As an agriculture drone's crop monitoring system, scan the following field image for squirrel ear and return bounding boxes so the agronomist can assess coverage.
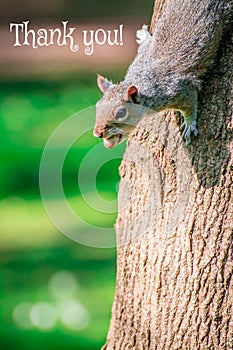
[126,85,140,103]
[97,74,112,93]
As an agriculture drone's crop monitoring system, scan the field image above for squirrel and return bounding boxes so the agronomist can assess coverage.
[93,0,233,148]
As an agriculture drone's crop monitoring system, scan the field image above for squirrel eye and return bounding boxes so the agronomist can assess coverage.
[115,108,127,120]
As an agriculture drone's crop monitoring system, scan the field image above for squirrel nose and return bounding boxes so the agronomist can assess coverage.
[93,127,104,138]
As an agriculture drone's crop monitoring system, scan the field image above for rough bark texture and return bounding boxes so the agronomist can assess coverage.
[150,0,168,32]
[102,1,233,349]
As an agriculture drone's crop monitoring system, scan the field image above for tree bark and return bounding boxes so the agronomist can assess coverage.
[102,1,233,349]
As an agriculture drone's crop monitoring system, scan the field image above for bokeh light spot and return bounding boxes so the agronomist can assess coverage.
[48,270,77,298]
[59,300,90,331]
[12,302,33,329]
[30,302,58,331]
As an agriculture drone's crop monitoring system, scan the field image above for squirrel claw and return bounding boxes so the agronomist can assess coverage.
[181,117,198,145]
[136,25,151,45]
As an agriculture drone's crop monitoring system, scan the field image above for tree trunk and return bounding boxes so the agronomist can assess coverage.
[102,1,233,349]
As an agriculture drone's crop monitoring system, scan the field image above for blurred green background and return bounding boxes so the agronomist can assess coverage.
[0,1,153,349]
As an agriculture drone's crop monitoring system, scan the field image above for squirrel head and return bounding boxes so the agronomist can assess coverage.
[93,75,146,148]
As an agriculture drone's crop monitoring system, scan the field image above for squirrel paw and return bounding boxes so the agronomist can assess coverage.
[181,117,198,145]
[136,25,151,45]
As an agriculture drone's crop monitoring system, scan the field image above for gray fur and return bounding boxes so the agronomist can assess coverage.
[94,0,233,147]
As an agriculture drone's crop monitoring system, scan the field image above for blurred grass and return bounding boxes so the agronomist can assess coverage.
[0,243,116,350]
[0,74,125,349]
[0,0,154,346]
[0,78,101,196]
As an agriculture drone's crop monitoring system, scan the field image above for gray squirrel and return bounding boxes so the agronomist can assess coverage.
[93,0,233,148]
